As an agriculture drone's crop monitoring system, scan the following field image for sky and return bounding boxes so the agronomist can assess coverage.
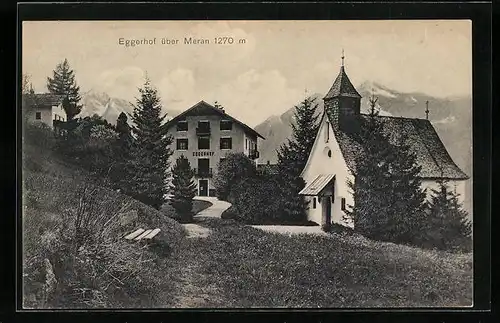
[22,20,472,126]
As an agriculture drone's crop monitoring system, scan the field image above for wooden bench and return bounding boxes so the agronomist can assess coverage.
[124,228,161,241]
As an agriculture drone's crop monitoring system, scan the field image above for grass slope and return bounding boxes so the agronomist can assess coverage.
[168,218,472,308]
[22,143,185,308]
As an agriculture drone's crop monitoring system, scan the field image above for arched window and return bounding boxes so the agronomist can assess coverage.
[324,147,332,158]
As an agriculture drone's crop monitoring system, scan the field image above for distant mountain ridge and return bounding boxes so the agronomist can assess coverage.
[255,82,471,168]
[80,89,181,124]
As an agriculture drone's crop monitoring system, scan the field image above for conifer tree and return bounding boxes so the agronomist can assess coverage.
[170,155,197,223]
[46,59,82,120]
[426,180,472,251]
[277,96,320,222]
[115,112,133,153]
[277,96,320,175]
[347,94,395,235]
[113,112,134,191]
[348,93,427,245]
[385,131,427,244]
[128,77,173,209]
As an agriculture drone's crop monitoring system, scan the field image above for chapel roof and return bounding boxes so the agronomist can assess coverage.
[326,112,469,180]
[324,66,362,100]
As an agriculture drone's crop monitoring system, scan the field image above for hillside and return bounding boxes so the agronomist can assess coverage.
[22,128,186,308]
[254,82,472,214]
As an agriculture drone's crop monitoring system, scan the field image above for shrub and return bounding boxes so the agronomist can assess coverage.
[23,122,56,150]
[220,205,237,220]
[213,152,257,201]
[228,175,285,224]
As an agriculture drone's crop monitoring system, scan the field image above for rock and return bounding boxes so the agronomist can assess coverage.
[119,210,138,226]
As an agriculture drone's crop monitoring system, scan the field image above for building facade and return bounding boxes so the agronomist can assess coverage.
[165,101,264,196]
[22,93,67,128]
[300,60,469,228]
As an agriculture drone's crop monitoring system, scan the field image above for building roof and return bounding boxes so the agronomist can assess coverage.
[164,100,265,139]
[326,111,469,180]
[324,66,362,100]
[299,174,336,195]
[22,93,66,108]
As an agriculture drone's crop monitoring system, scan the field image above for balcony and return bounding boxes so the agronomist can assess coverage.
[194,168,213,178]
[249,150,260,159]
[196,126,211,136]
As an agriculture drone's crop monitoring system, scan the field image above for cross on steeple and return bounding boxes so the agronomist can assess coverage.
[425,100,430,120]
[341,48,345,66]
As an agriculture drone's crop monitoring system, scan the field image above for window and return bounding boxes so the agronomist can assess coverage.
[220,137,232,150]
[177,120,188,131]
[198,136,210,150]
[325,122,330,142]
[341,198,346,211]
[220,120,233,131]
[198,158,210,171]
[198,121,210,130]
[176,138,188,150]
[312,197,317,209]
[245,139,248,150]
[328,150,332,158]
[35,112,41,120]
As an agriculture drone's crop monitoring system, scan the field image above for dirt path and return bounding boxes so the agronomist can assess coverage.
[193,196,232,218]
[168,198,230,308]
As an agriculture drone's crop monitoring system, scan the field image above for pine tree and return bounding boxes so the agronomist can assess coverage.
[170,155,197,223]
[112,112,134,191]
[385,131,427,244]
[128,77,173,209]
[347,94,395,236]
[115,112,133,153]
[46,59,82,120]
[277,96,320,222]
[348,93,427,245]
[278,96,320,175]
[426,180,472,251]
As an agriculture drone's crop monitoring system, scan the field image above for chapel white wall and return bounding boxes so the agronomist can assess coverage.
[301,114,354,228]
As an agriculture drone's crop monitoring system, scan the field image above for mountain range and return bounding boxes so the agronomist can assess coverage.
[80,89,182,123]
